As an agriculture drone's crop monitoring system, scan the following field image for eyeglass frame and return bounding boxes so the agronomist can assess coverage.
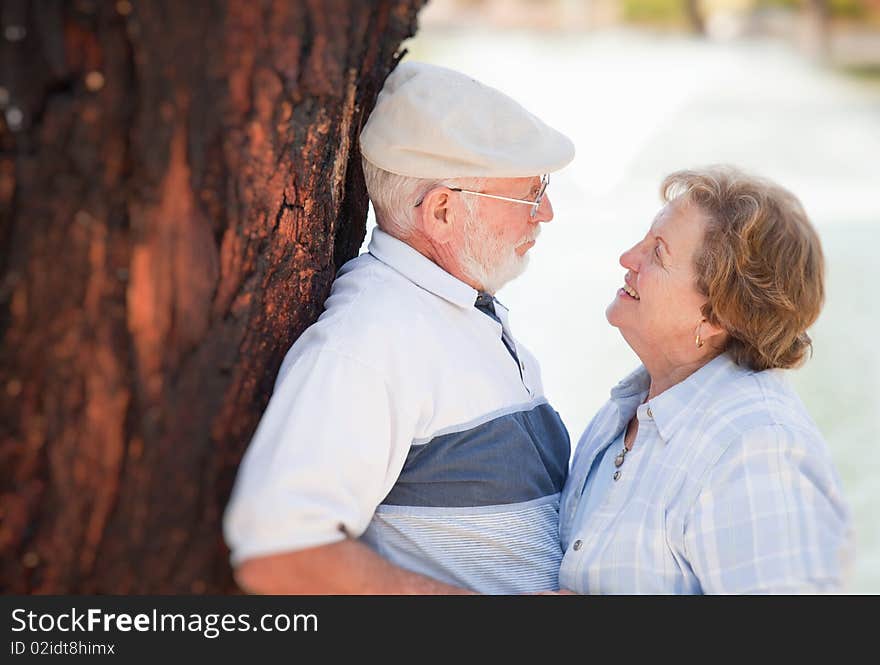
[414,173,550,218]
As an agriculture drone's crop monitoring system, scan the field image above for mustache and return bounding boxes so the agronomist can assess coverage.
[521,226,541,244]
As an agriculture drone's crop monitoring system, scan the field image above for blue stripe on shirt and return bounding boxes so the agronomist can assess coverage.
[382,402,570,507]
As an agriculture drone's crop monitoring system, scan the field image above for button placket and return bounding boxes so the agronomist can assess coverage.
[492,300,530,393]
[516,348,533,396]
[611,403,654,483]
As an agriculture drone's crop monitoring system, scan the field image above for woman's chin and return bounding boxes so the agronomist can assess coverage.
[605,302,624,328]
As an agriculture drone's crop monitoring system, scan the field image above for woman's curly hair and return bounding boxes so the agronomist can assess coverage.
[661,166,825,371]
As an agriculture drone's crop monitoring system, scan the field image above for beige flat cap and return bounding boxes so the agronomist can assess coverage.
[359,61,575,179]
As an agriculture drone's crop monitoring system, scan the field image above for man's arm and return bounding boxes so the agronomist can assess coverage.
[234,539,474,594]
[225,349,444,593]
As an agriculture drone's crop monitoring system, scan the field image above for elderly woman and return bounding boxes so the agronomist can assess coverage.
[559,166,854,594]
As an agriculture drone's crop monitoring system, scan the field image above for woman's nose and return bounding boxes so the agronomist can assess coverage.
[619,245,638,270]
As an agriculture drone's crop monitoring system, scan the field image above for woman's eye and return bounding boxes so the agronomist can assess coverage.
[654,244,663,259]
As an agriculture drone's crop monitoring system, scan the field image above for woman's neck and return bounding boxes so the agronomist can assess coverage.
[644,350,722,400]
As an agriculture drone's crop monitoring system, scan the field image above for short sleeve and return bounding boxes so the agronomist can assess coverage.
[223,347,404,567]
[683,424,854,594]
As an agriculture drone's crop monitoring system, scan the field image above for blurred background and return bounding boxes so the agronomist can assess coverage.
[362,0,880,593]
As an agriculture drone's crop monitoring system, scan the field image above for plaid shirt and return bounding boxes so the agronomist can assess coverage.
[559,353,854,594]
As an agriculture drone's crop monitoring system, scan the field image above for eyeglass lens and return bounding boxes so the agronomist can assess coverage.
[531,174,550,217]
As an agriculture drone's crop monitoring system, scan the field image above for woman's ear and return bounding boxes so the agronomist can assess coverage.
[696,318,728,348]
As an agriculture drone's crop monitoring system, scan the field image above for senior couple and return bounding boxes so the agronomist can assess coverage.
[223,62,854,594]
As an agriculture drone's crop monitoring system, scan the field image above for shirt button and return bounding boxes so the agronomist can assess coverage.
[573,540,583,551]
[613,470,621,481]
[646,406,653,419]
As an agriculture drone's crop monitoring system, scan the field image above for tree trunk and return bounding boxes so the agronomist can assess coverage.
[0,0,425,594]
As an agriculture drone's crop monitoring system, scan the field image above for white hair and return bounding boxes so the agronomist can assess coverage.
[361,158,485,239]
[459,202,536,294]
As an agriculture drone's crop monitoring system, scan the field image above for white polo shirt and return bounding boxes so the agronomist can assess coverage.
[223,228,570,593]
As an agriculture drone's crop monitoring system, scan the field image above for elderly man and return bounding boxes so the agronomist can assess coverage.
[223,62,575,594]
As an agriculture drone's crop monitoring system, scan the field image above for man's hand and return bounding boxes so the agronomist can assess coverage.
[234,539,474,595]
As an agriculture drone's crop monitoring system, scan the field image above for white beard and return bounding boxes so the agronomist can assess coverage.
[459,212,538,295]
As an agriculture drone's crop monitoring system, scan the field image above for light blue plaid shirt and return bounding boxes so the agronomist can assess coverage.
[559,353,854,594]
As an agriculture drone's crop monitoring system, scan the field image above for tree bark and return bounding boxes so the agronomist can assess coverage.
[0,0,425,594]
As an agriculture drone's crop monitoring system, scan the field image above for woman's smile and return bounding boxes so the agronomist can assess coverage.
[620,282,640,300]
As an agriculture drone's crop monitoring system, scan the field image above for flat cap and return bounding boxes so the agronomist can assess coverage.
[359,61,575,179]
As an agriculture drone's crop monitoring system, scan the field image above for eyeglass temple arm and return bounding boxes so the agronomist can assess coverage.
[414,175,548,209]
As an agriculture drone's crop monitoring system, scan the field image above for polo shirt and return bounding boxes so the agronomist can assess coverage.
[223,227,570,593]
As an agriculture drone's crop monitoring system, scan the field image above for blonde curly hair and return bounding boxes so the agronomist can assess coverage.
[661,166,825,371]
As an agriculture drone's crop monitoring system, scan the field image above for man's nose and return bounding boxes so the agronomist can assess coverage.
[533,194,554,223]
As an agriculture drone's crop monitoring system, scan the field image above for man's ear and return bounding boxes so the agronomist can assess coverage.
[417,187,456,244]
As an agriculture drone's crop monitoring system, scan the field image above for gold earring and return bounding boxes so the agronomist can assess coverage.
[695,323,704,349]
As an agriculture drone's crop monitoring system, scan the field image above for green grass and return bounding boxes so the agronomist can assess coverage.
[621,0,688,23]
[829,0,867,19]
[621,0,871,23]
[839,63,880,82]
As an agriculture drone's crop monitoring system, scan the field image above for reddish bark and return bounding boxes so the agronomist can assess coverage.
[0,0,425,593]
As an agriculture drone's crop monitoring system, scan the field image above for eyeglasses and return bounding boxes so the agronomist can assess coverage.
[415,174,550,218]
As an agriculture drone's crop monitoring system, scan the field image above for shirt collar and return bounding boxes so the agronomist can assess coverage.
[367,227,478,309]
[607,365,651,435]
[610,353,754,444]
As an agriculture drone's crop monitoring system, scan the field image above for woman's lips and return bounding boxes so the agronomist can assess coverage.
[622,281,640,300]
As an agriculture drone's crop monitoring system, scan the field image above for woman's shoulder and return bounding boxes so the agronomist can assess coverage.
[704,364,820,438]
[691,365,837,485]
[652,358,834,494]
